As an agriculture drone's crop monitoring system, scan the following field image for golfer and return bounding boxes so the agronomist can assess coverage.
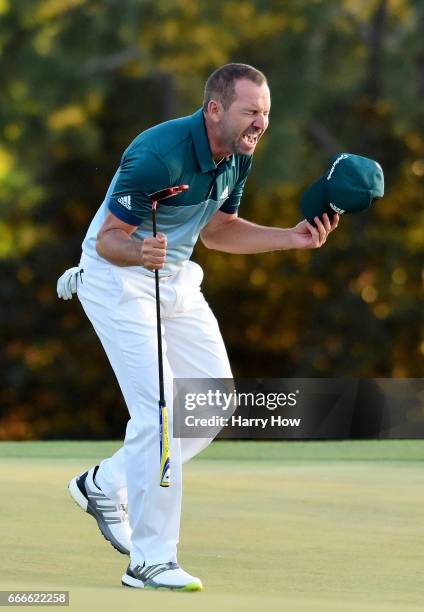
[58,63,339,591]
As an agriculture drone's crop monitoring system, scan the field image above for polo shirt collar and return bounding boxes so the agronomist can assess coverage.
[190,108,234,173]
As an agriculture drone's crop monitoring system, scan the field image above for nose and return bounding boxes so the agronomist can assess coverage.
[253,113,268,131]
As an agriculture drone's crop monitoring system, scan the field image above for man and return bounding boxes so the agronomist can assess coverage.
[58,63,339,591]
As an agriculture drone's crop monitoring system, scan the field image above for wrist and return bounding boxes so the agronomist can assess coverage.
[133,238,144,266]
[279,228,295,251]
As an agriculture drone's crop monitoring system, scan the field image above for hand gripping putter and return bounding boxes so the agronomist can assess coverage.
[149,185,189,487]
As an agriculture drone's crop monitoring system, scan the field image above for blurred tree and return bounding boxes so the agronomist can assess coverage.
[0,0,422,439]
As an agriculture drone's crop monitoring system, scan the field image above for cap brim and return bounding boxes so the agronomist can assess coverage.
[300,176,334,224]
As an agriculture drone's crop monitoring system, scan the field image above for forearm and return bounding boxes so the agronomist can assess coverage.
[201,216,294,254]
[96,229,143,266]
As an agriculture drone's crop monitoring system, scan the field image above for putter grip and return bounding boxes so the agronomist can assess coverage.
[159,403,171,487]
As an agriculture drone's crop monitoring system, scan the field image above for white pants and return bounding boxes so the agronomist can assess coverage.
[77,253,232,566]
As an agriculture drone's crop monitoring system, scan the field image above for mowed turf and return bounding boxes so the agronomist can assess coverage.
[0,441,423,612]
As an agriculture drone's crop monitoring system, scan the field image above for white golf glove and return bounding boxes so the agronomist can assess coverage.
[57,266,83,300]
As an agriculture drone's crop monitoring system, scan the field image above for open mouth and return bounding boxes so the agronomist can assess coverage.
[242,132,259,147]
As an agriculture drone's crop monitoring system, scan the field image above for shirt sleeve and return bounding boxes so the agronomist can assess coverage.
[219,156,253,214]
[108,149,171,226]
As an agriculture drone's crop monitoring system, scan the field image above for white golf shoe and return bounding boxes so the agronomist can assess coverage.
[122,562,203,591]
[68,466,131,555]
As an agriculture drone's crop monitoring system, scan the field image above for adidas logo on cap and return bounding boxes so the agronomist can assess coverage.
[329,202,345,214]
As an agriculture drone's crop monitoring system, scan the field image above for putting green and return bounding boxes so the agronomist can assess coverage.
[0,441,422,611]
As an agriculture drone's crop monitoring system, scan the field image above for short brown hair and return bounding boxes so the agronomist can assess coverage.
[203,63,267,112]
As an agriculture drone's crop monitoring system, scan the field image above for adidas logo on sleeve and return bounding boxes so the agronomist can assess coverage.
[117,195,132,210]
[219,186,229,201]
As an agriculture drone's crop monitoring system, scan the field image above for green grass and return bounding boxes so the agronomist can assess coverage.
[0,440,423,611]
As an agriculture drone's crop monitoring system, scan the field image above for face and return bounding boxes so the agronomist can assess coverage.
[213,79,271,156]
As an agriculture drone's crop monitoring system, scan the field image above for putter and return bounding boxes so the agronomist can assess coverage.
[149,184,189,487]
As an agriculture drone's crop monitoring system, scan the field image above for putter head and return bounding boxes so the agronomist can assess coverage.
[149,185,189,203]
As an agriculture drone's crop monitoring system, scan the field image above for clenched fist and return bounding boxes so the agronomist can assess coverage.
[141,233,167,270]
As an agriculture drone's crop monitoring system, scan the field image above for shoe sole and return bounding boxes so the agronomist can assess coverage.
[68,477,130,556]
[121,574,202,592]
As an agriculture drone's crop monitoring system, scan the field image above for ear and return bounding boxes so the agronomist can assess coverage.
[206,99,223,123]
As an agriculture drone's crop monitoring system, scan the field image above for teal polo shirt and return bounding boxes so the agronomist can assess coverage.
[81,108,252,276]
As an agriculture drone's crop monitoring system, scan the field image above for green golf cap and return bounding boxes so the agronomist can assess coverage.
[300,153,384,224]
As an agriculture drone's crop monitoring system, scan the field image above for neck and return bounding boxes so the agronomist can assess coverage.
[203,112,231,163]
